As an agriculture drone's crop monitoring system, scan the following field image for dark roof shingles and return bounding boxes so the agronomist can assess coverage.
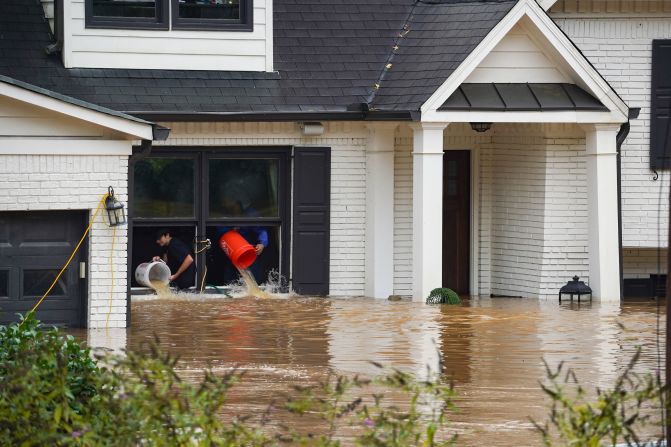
[0,0,515,115]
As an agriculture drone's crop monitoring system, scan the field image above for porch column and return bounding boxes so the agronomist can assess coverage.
[411,122,449,301]
[583,124,621,301]
[365,123,398,298]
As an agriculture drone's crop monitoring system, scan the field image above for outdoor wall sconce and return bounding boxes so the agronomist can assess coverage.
[470,122,492,133]
[558,276,592,302]
[301,122,325,136]
[105,186,127,227]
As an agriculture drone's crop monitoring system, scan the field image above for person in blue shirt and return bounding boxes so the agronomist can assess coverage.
[216,198,269,281]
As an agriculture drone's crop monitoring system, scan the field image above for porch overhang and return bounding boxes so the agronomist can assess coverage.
[421,109,626,124]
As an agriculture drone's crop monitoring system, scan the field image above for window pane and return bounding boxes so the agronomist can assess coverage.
[0,271,7,298]
[23,270,66,297]
[178,0,241,20]
[134,158,195,218]
[92,0,156,18]
[209,159,279,218]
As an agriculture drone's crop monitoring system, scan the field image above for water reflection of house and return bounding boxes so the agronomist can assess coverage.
[0,0,667,327]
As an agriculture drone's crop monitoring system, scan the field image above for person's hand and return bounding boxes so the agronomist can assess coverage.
[169,274,177,282]
[152,256,161,262]
[255,244,264,255]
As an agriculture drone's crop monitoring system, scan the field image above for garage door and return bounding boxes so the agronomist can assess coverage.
[0,211,87,327]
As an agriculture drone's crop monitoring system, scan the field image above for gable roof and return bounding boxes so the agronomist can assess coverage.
[421,0,628,123]
[0,0,515,120]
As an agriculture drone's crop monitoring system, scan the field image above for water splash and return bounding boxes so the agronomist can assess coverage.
[149,280,175,298]
[236,268,273,299]
[146,269,292,300]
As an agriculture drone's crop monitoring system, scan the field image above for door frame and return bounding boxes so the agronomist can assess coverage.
[443,146,480,296]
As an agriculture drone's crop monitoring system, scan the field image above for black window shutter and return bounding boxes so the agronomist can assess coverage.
[292,147,331,295]
[651,40,671,169]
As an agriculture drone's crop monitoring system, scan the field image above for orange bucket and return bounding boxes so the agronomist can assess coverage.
[219,230,257,269]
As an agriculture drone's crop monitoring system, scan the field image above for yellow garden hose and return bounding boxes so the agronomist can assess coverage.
[25,193,120,331]
[29,194,108,315]
[105,224,117,329]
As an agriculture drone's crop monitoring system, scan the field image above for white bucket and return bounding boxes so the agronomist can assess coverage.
[135,262,171,288]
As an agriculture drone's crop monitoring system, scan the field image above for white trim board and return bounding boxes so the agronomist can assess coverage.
[0,139,133,155]
[422,110,625,124]
[538,0,557,10]
[421,0,628,123]
[0,81,154,140]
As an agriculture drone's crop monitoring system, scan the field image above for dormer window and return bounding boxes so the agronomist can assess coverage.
[85,0,253,31]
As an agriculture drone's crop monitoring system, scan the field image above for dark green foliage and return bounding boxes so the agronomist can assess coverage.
[0,313,100,445]
[426,288,461,305]
[533,347,665,447]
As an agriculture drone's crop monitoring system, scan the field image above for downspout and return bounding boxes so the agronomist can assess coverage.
[616,107,640,301]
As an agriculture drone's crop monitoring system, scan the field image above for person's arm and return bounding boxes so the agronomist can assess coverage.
[254,228,269,255]
[170,254,194,282]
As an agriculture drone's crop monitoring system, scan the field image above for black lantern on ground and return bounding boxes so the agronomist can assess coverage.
[105,186,126,227]
[558,276,592,302]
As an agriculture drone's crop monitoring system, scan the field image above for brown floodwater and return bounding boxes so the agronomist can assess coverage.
[78,296,666,446]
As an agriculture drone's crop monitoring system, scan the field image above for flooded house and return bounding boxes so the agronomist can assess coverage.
[0,0,666,327]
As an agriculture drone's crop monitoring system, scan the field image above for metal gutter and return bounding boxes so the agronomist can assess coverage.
[132,110,416,123]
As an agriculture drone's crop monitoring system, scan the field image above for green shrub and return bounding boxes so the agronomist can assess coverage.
[426,288,461,305]
[284,366,458,446]
[533,348,665,447]
[0,313,100,445]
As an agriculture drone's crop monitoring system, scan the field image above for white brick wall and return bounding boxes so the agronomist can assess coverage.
[159,121,367,296]
[0,154,129,328]
[551,15,671,251]
[393,124,591,299]
[482,136,547,298]
[539,137,590,297]
[623,248,668,278]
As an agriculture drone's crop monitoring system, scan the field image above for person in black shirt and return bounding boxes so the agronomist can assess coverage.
[153,229,196,290]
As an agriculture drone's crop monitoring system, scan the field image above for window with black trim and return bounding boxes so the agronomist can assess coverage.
[172,0,252,31]
[85,0,253,31]
[86,0,168,29]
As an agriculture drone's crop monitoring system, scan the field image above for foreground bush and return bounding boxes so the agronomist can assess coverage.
[533,348,665,447]
[0,314,458,446]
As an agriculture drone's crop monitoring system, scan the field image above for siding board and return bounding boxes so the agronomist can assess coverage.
[65,0,271,71]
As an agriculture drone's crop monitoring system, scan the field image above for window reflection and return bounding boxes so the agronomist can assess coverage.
[178,0,240,20]
[209,159,279,218]
[0,271,7,298]
[134,158,195,218]
[92,0,156,18]
[24,270,66,297]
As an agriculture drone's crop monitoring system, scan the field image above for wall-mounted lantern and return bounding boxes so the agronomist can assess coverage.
[105,186,126,227]
[558,276,592,302]
[470,122,492,133]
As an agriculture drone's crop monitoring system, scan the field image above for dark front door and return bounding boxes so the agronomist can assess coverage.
[0,211,87,327]
[443,151,470,295]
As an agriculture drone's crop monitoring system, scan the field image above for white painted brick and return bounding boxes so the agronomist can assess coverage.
[553,16,670,250]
